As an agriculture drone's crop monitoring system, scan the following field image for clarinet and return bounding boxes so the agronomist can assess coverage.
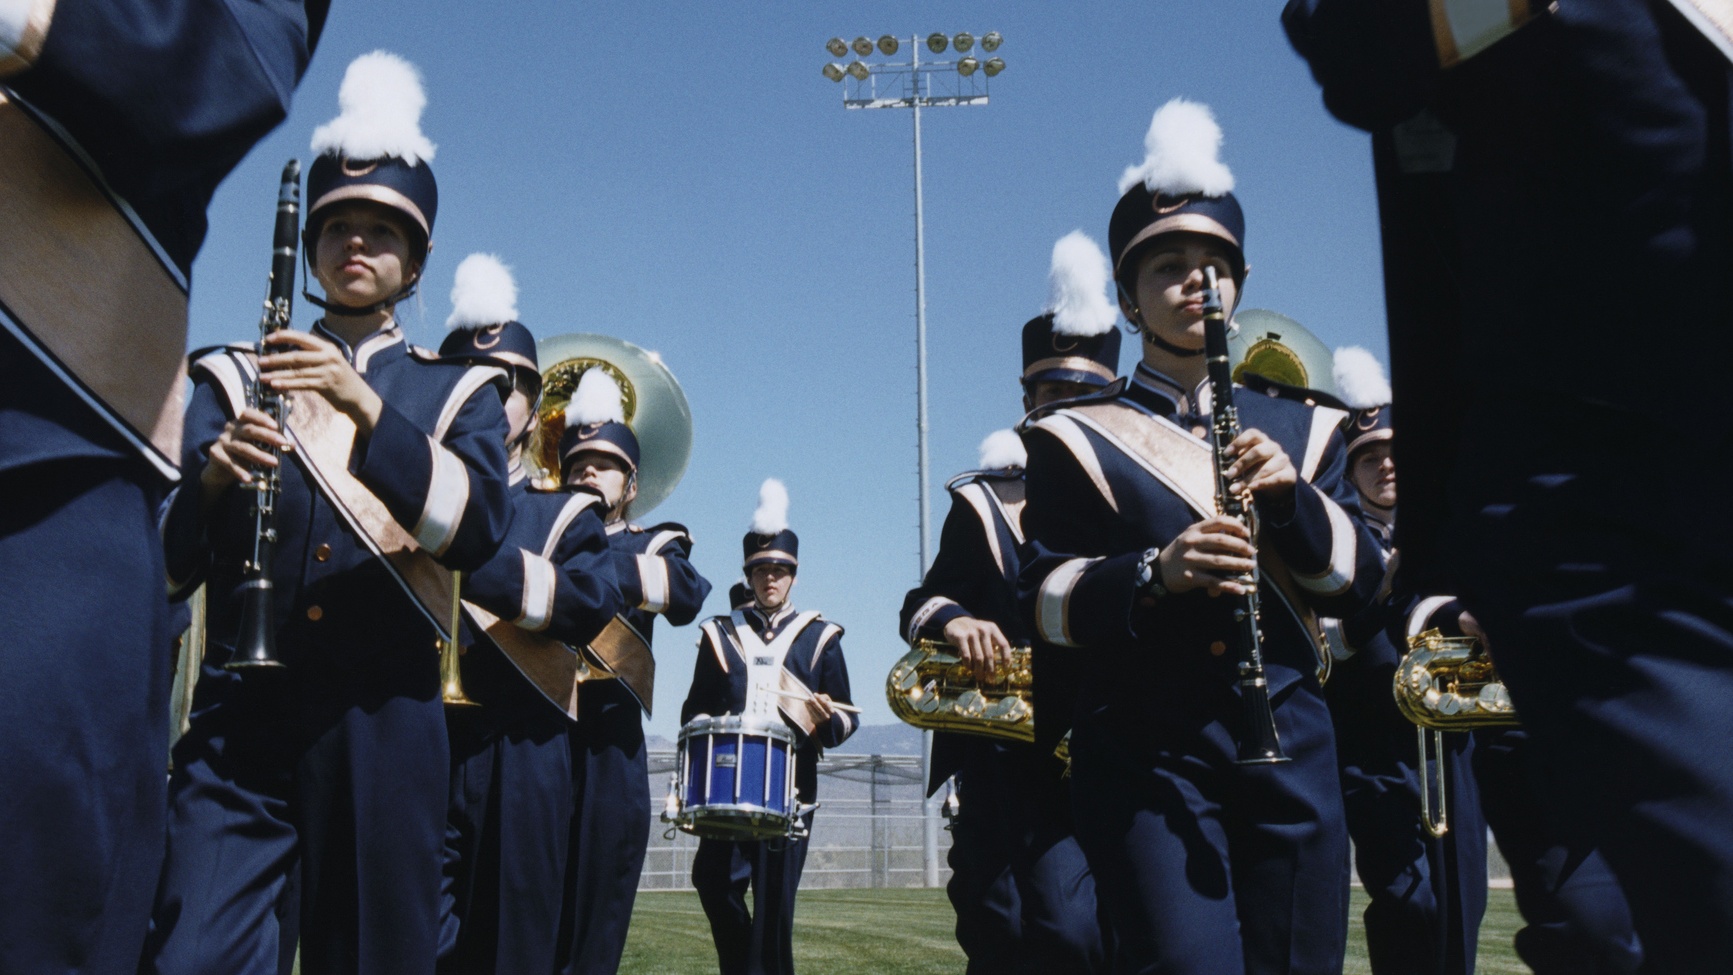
[1202,266,1288,765]
[228,160,301,671]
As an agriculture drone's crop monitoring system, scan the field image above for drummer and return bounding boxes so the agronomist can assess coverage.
[682,479,856,975]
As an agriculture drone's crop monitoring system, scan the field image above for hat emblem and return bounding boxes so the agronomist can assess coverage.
[577,422,607,439]
[472,324,504,350]
[1357,407,1383,430]
[1051,333,1080,353]
[339,157,380,177]
[1152,193,1191,215]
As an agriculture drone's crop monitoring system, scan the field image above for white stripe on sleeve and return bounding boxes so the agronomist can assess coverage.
[413,438,470,557]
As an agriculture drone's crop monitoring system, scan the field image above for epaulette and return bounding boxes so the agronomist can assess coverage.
[1017,377,1128,431]
[640,521,694,556]
[945,466,1025,492]
[186,342,254,367]
[1241,373,1348,411]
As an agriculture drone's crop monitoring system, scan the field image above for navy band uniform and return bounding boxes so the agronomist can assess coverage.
[898,232,1121,974]
[684,483,854,975]
[1016,100,1383,974]
[0,5,323,972]
[1320,378,1488,975]
[145,55,517,975]
[561,367,712,973]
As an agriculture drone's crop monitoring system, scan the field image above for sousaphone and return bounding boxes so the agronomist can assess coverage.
[1228,308,1342,403]
[531,333,693,515]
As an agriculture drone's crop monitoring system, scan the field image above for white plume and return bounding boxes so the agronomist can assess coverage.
[310,51,437,165]
[750,478,790,535]
[565,369,624,426]
[1046,232,1118,337]
[1333,346,1393,409]
[977,429,1027,471]
[444,254,518,331]
[1117,98,1234,197]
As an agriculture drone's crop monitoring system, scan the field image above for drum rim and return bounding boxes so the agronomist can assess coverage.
[678,713,797,743]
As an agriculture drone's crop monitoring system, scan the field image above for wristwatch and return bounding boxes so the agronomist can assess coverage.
[1134,547,1167,600]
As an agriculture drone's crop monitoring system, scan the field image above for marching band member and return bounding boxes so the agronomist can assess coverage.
[897,231,1121,974]
[146,54,514,975]
[1284,3,1733,966]
[0,4,324,969]
[684,480,855,975]
[1015,99,1383,974]
[434,255,625,974]
[560,367,712,973]
[1323,349,1486,975]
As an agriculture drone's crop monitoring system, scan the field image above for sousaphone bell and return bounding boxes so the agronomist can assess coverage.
[531,333,693,516]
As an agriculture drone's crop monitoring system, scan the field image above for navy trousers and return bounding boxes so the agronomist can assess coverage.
[146,657,448,975]
[442,703,572,975]
[0,460,171,975]
[948,738,1106,974]
[1071,689,1348,975]
[693,820,813,975]
[1474,728,1641,974]
[1329,656,1485,975]
[562,680,651,974]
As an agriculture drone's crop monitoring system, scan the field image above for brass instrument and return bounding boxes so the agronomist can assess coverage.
[886,638,1034,743]
[1394,628,1519,836]
[530,333,693,516]
[229,159,301,671]
[1227,308,1342,401]
[441,570,478,707]
[1204,267,1288,766]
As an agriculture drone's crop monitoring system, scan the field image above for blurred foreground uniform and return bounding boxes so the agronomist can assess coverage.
[146,57,515,975]
[897,305,1119,975]
[0,3,322,971]
[685,497,854,975]
[1284,3,1733,967]
[1321,392,1486,975]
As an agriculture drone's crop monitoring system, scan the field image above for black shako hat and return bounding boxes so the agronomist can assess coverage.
[1021,313,1122,388]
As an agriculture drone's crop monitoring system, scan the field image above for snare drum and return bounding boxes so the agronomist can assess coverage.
[669,714,802,840]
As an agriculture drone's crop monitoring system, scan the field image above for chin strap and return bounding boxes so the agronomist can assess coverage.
[301,282,417,317]
[1145,329,1206,358]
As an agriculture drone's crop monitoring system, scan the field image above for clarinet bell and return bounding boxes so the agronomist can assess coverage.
[227,580,286,670]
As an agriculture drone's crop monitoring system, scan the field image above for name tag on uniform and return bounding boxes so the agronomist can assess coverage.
[754,656,774,667]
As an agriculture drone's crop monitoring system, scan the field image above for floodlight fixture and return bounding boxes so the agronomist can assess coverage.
[926,32,948,53]
[878,34,899,55]
[847,60,870,80]
[953,32,975,53]
[852,36,874,56]
[957,56,979,76]
[981,31,1003,52]
[826,37,848,57]
[823,62,845,82]
[983,57,1005,77]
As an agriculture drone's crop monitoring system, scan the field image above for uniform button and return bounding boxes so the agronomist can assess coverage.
[1191,425,1208,438]
[306,605,324,622]
[1209,640,1227,656]
[315,543,332,562]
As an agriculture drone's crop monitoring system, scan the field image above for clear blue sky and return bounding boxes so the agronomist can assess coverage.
[187,1,1388,741]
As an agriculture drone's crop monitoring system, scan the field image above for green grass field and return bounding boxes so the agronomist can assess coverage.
[619,887,1531,974]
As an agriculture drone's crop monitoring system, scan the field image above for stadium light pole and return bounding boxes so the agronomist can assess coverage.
[823,30,1005,890]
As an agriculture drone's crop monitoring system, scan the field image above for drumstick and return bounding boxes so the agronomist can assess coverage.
[770,687,862,713]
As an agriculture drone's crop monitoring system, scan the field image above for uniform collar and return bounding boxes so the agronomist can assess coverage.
[744,603,797,633]
[312,320,406,374]
[507,460,528,487]
[1127,362,1212,419]
[606,520,633,536]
